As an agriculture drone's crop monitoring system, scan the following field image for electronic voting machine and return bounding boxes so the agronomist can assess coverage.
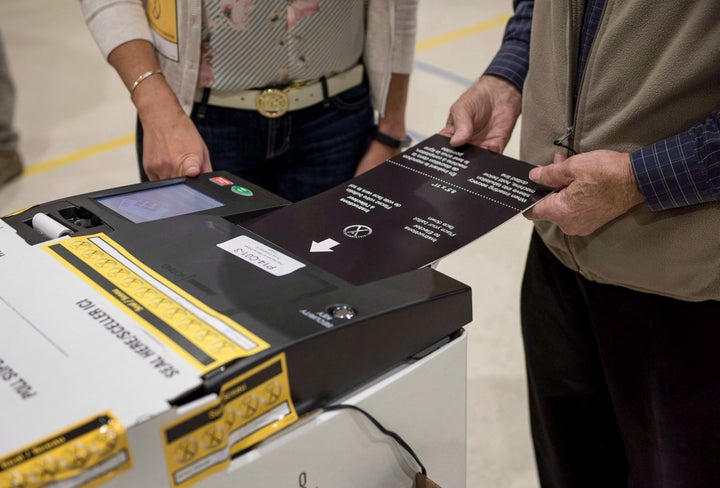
[0,134,551,487]
[0,170,471,487]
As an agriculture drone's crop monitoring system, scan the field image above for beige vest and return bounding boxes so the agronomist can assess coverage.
[520,0,720,301]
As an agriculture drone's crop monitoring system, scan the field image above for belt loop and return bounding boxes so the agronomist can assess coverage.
[196,87,211,119]
[320,77,330,108]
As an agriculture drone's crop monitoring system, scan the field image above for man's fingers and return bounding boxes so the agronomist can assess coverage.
[523,194,553,222]
[529,158,574,189]
[439,116,456,138]
[446,106,474,147]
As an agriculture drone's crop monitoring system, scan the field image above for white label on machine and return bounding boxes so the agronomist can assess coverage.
[217,235,305,277]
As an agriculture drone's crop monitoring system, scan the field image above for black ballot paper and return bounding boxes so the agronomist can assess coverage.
[245,134,553,285]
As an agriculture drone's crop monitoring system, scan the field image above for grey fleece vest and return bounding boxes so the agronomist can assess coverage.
[520,0,720,301]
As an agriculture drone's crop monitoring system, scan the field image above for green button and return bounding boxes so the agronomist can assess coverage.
[231,186,253,197]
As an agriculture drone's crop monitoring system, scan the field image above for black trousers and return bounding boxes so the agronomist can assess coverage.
[521,230,720,488]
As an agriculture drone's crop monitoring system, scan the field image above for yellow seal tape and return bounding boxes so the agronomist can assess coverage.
[163,353,298,488]
[43,233,270,373]
[0,412,131,488]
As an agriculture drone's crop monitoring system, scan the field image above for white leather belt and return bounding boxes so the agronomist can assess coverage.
[195,64,364,118]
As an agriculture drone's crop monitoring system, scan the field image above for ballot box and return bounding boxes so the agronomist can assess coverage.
[110,332,467,488]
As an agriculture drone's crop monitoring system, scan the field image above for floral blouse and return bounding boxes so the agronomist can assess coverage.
[199,0,365,90]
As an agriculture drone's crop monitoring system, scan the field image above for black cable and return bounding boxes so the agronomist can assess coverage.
[323,403,427,476]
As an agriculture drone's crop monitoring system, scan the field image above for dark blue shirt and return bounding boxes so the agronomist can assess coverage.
[484,0,720,211]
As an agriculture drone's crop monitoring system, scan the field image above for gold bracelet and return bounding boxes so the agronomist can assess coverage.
[130,69,163,98]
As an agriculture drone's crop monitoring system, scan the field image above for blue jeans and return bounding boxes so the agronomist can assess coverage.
[137,80,373,202]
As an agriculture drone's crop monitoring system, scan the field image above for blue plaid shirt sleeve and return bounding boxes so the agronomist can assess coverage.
[630,111,720,211]
[483,0,533,92]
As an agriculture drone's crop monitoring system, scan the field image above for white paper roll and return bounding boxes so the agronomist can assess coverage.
[32,213,72,239]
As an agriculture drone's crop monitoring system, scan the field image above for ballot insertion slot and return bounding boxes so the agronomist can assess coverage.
[58,206,104,229]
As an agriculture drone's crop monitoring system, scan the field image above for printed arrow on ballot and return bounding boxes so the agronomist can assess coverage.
[310,238,340,253]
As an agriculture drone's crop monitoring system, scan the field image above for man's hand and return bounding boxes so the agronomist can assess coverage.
[524,151,646,236]
[440,75,522,153]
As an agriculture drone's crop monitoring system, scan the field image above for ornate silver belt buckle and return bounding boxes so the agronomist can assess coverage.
[256,88,289,118]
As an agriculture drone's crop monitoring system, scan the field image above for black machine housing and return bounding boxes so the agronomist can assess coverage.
[2,171,472,415]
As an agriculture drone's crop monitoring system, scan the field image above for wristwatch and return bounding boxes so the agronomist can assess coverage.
[370,125,412,149]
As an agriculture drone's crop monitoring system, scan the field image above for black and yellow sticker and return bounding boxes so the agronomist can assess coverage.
[146,0,179,61]
[43,234,269,373]
[163,354,298,488]
[146,0,178,43]
[0,412,130,488]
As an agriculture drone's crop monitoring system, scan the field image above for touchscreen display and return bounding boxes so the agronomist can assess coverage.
[96,184,223,223]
